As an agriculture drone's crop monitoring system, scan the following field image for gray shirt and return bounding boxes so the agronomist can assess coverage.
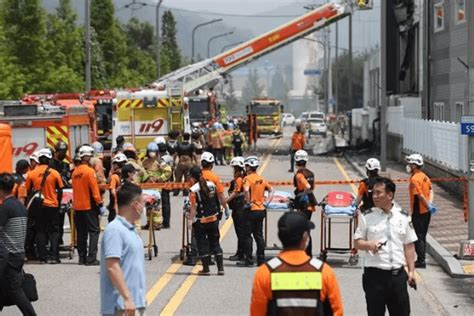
[0,196,28,254]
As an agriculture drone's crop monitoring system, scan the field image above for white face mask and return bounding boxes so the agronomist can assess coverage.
[405,165,412,173]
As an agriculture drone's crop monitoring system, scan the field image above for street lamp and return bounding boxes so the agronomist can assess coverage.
[207,31,234,58]
[220,41,243,53]
[192,19,223,62]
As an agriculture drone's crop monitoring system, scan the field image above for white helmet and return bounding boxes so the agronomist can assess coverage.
[154,136,166,145]
[230,156,245,168]
[294,150,309,162]
[112,153,127,164]
[78,145,95,158]
[91,141,104,154]
[29,151,40,163]
[406,153,424,166]
[244,156,260,168]
[160,154,174,166]
[38,148,53,159]
[365,158,381,171]
[201,151,215,164]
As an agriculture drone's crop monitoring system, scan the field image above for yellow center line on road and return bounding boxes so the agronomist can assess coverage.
[333,157,422,282]
[159,139,278,316]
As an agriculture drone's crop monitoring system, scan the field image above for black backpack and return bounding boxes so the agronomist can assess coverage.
[233,132,242,146]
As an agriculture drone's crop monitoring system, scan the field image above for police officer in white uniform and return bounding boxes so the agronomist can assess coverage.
[354,177,418,316]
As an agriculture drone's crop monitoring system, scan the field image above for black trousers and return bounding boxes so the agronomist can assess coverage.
[74,210,100,262]
[298,209,313,256]
[362,268,410,316]
[0,253,37,316]
[193,221,222,257]
[35,206,60,261]
[289,150,296,171]
[231,205,246,255]
[233,146,243,157]
[412,212,431,263]
[24,214,37,259]
[211,148,224,165]
[58,210,66,245]
[161,189,171,227]
[243,210,266,263]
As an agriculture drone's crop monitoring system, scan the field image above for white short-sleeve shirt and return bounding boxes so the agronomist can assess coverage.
[354,203,417,270]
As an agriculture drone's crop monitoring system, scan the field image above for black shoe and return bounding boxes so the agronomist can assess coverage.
[85,259,100,266]
[48,258,61,264]
[198,256,211,276]
[415,261,426,269]
[162,225,170,229]
[288,169,294,173]
[183,256,197,266]
[229,254,243,261]
[236,259,254,267]
[216,254,225,275]
[78,257,86,265]
[39,260,48,265]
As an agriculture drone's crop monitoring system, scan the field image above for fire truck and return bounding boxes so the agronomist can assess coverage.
[246,98,284,136]
[86,90,116,150]
[0,102,94,165]
[187,89,219,125]
[112,83,190,154]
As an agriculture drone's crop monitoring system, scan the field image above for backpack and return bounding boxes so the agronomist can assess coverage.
[232,132,243,146]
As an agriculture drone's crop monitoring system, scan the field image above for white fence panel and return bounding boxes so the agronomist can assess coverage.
[402,118,468,172]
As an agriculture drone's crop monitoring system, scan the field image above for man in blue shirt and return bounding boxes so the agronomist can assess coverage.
[100,183,146,316]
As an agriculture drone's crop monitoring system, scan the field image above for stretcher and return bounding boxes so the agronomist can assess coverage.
[180,198,192,261]
[265,190,294,250]
[142,189,161,260]
[60,189,75,260]
[319,191,358,264]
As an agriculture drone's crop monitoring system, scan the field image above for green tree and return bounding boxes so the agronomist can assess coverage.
[126,17,155,52]
[269,66,289,104]
[160,10,181,75]
[319,52,365,112]
[241,68,264,106]
[1,0,48,93]
[44,0,84,92]
[0,15,25,98]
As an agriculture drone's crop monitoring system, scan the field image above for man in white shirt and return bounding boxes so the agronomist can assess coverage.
[354,177,417,316]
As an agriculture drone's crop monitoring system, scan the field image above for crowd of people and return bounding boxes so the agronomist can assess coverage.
[0,118,436,315]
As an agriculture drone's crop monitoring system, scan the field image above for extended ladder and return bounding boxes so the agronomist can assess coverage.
[155,1,350,94]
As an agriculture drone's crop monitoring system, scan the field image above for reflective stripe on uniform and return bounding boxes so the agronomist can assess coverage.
[309,258,323,270]
[267,257,283,270]
[271,272,322,291]
[276,298,318,308]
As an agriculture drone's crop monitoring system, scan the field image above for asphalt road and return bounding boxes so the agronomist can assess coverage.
[2,127,473,315]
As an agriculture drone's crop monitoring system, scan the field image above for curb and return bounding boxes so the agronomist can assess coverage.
[343,153,470,278]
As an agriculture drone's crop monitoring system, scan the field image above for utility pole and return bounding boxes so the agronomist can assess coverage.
[85,0,91,92]
[156,0,164,79]
[466,1,474,240]
[192,19,223,62]
[327,27,332,114]
[335,21,338,115]
[380,0,388,171]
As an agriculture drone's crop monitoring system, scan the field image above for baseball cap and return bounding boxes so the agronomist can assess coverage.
[278,212,315,244]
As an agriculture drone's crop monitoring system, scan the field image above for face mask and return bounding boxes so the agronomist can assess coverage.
[405,165,412,173]
[149,152,156,158]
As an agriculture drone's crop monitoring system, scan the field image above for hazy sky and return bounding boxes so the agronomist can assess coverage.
[147,0,314,14]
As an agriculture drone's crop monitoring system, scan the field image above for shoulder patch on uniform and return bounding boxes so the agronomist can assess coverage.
[364,208,374,215]
[400,209,409,216]
[266,257,283,270]
[309,258,323,270]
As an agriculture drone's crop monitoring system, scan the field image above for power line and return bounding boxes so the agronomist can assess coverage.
[162,5,380,23]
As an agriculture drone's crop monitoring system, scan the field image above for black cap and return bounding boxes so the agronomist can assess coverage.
[278,212,315,244]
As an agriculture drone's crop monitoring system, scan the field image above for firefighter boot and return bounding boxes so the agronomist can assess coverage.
[216,254,225,276]
[198,256,211,276]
